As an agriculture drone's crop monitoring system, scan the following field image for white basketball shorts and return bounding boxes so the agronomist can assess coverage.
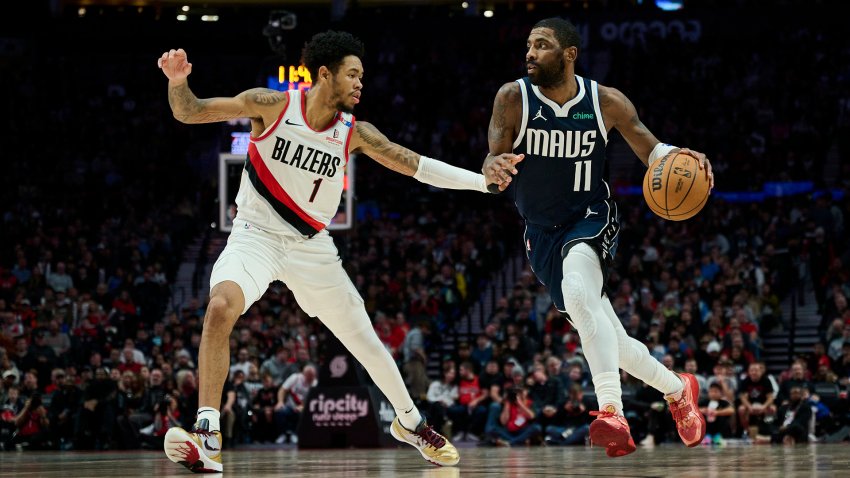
[209,220,363,325]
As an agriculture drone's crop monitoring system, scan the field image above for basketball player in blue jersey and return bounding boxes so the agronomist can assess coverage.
[157,31,521,473]
[482,18,715,457]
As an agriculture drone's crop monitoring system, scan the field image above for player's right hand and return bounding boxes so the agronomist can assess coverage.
[158,48,192,82]
[483,153,524,193]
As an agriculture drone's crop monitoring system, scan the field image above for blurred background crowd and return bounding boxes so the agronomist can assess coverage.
[1,0,849,451]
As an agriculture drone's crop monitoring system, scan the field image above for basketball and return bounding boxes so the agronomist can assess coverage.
[643,152,710,221]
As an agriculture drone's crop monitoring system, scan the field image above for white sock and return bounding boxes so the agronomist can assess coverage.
[197,407,221,432]
[397,405,423,431]
[592,372,624,414]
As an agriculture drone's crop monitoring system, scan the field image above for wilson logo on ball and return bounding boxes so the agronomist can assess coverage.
[651,157,668,191]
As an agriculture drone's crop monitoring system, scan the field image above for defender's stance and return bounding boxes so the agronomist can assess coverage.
[483,18,714,457]
[158,31,520,473]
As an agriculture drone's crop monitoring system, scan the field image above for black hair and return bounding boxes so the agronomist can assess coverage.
[709,382,723,391]
[533,17,581,49]
[303,30,365,80]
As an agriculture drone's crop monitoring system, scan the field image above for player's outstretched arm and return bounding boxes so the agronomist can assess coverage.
[158,48,288,124]
[600,85,714,189]
[350,121,505,193]
[483,82,525,193]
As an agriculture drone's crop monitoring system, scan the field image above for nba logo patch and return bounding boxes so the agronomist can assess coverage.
[333,129,339,139]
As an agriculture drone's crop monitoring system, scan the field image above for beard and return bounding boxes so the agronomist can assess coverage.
[330,81,355,113]
[528,56,566,88]
[337,99,355,114]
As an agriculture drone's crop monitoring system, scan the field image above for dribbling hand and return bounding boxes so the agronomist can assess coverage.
[158,48,192,82]
[483,153,524,193]
[678,147,714,190]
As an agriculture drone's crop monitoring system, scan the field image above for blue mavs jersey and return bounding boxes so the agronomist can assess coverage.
[512,75,610,227]
[512,75,620,311]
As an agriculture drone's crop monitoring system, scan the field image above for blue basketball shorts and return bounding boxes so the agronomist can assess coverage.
[523,199,620,312]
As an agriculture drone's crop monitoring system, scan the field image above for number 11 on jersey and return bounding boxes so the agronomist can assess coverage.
[573,159,591,192]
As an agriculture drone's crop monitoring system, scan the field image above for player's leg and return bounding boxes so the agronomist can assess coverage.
[282,232,459,466]
[561,242,634,457]
[600,290,706,446]
[165,225,280,473]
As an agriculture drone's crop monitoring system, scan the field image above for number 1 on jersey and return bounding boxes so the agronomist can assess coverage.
[573,159,592,192]
[309,178,323,202]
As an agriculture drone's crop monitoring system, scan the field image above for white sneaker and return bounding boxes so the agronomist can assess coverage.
[164,420,223,473]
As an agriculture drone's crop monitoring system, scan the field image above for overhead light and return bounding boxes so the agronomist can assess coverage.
[176,14,188,21]
[461,1,469,7]
[483,9,494,17]
[78,7,86,17]
[201,15,219,22]
[182,5,190,12]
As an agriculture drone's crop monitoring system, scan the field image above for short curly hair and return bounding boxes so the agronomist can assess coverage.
[302,30,365,80]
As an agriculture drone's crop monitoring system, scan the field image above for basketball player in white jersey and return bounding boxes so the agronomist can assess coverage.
[157,31,521,473]
[482,18,715,457]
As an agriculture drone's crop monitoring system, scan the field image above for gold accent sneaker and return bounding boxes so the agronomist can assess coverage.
[390,417,460,466]
[164,419,223,473]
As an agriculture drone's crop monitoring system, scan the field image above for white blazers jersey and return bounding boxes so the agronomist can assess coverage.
[236,90,354,236]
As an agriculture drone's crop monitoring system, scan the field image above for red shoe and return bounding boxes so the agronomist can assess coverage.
[589,404,636,458]
[666,373,707,447]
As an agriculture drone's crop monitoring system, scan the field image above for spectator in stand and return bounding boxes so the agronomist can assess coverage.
[447,361,488,440]
[401,320,431,401]
[253,373,279,443]
[763,386,812,445]
[259,346,297,387]
[776,361,812,405]
[544,383,593,446]
[738,362,776,438]
[43,320,70,358]
[832,342,850,387]
[484,386,541,447]
[46,263,73,294]
[684,359,708,400]
[75,366,117,450]
[229,347,252,380]
[471,334,493,370]
[425,363,458,437]
[528,364,565,432]
[274,365,317,445]
[699,383,735,445]
[8,391,50,450]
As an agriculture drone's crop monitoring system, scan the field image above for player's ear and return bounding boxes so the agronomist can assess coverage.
[565,46,578,63]
[318,65,331,81]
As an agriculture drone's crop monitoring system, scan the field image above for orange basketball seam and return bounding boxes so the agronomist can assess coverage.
[662,151,677,220]
[666,188,710,219]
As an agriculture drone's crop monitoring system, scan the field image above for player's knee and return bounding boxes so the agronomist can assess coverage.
[562,272,596,338]
[204,295,241,331]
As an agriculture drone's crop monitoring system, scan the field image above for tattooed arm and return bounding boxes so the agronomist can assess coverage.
[482,82,525,192]
[158,48,288,125]
[597,85,662,167]
[599,85,713,187]
[349,121,495,192]
[349,121,421,175]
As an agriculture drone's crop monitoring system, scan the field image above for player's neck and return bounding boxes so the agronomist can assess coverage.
[303,86,338,130]
[537,72,578,106]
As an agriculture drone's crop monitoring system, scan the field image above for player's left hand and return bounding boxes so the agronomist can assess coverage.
[678,147,714,191]
[483,153,524,193]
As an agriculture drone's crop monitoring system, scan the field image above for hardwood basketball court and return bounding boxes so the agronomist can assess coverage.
[3,444,847,477]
